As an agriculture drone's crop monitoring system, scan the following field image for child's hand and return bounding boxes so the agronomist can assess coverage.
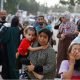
[16,52,19,59]
[25,52,28,55]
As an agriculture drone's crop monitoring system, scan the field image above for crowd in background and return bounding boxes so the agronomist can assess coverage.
[0,10,80,80]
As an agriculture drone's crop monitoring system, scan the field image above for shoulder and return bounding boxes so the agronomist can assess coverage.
[21,38,28,43]
[59,60,69,74]
[48,46,55,51]
[45,46,55,55]
[61,60,69,65]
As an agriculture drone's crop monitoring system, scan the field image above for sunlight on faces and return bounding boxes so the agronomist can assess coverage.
[38,32,49,46]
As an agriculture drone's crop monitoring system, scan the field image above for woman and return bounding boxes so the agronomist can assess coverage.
[27,28,56,79]
[59,43,80,80]
[0,16,21,79]
[57,14,77,77]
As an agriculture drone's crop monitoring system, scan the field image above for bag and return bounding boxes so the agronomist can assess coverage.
[52,40,56,45]
[50,38,56,47]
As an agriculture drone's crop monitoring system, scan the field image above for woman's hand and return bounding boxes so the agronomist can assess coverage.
[27,62,35,72]
[32,71,43,80]
[60,33,65,40]
[69,52,76,65]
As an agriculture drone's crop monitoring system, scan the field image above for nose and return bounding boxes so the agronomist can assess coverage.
[41,37,44,41]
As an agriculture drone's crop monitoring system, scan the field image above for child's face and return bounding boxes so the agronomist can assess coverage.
[70,44,80,60]
[25,30,36,41]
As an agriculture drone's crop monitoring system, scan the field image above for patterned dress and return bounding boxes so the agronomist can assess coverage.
[57,21,77,75]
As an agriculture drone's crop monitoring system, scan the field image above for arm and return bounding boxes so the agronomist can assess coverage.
[28,45,56,78]
[42,49,56,74]
[57,24,63,38]
[62,63,74,79]
[27,62,43,80]
[16,52,19,59]
[28,45,48,51]
[32,71,43,80]
[60,52,76,79]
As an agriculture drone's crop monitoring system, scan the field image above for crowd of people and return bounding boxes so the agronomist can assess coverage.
[0,11,80,80]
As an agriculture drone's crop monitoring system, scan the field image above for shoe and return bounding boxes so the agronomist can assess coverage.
[19,71,30,79]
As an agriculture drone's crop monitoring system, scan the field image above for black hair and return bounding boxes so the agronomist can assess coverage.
[77,19,80,32]
[11,16,19,27]
[38,15,44,19]
[1,16,6,21]
[38,28,52,41]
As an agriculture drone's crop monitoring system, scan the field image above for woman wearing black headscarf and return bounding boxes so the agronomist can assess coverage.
[0,16,21,79]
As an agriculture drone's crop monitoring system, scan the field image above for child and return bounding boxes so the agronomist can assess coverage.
[16,27,48,79]
[59,42,80,80]
[16,27,48,58]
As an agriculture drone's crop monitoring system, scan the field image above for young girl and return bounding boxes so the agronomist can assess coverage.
[59,43,80,80]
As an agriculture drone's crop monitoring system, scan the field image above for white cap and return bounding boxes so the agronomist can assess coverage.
[70,33,80,46]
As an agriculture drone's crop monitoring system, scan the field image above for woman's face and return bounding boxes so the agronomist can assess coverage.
[38,32,49,46]
[70,44,80,60]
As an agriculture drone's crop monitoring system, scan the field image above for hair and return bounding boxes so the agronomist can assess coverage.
[77,19,80,26]
[38,28,52,41]
[11,16,19,27]
[67,43,80,71]
[24,27,37,36]
[1,16,6,21]
[38,15,44,19]
[77,19,80,32]
[59,17,63,22]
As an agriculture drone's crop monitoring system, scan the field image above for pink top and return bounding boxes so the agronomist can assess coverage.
[59,60,80,80]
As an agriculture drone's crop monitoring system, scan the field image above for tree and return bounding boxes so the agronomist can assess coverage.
[4,0,18,13]
[3,0,49,14]
[60,0,80,12]
[15,0,39,14]
[3,0,40,14]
